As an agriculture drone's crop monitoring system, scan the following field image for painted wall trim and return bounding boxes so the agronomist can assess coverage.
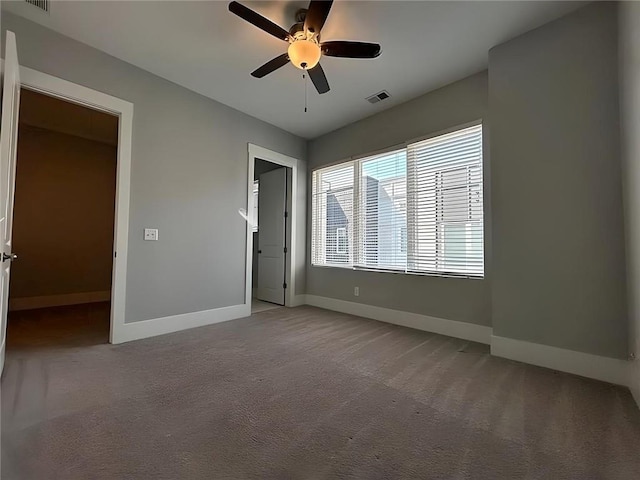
[303,294,493,345]
[112,304,251,344]
[9,291,111,311]
[491,335,630,386]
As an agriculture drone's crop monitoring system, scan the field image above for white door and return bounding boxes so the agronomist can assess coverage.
[0,31,21,374]
[257,167,287,305]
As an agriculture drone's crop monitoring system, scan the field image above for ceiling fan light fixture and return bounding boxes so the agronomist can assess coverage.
[288,39,321,70]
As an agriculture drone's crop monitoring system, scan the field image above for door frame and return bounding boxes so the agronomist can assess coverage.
[8,63,133,344]
[246,144,299,308]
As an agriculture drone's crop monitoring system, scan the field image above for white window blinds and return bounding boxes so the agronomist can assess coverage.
[356,149,407,271]
[312,163,354,266]
[407,124,484,276]
[311,123,484,278]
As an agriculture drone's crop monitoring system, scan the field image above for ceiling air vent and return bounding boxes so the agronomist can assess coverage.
[25,0,49,13]
[366,90,391,105]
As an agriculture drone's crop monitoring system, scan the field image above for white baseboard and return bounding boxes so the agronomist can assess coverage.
[491,335,629,386]
[9,290,111,311]
[301,295,633,389]
[112,304,251,344]
[304,295,492,345]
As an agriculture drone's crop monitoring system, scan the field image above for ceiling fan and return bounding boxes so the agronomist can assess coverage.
[228,0,381,94]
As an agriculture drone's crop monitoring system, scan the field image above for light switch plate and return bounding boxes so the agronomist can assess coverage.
[144,228,158,241]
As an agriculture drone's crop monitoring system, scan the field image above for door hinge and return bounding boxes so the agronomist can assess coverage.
[284,247,288,253]
[284,211,289,218]
[283,282,287,289]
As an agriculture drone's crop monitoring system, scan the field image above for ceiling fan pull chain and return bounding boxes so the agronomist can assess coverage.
[304,72,308,113]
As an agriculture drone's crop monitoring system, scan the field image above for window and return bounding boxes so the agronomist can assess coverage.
[407,124,484,276]
[336,227,348,254]
[311,163,354,266]
[358,149,407,271]
[399,226,407,254]
[252,180,259,232]
[311,123,484,277]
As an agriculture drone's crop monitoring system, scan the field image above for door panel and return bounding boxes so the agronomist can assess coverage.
[257,167,286,305]
[0,31,21,374]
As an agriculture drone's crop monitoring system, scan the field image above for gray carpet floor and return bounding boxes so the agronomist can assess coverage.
[2,303,640,479]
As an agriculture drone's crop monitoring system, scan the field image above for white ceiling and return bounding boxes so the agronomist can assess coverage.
[3,1,585,139]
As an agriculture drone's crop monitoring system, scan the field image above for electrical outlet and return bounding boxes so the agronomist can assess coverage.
[144,228,158,241]
[354,286,359,297]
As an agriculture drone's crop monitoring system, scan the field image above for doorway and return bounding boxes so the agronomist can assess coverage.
[6,89,118,348]
[245,144,301,314]
[252,159,290,313]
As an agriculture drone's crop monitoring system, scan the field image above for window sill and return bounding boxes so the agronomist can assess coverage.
[310,264,484,280]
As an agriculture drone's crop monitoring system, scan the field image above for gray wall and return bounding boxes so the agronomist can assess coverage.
[489,2,627,359]
[307,71,492,327]
[11,126,116,300]
[620,1,640,404]
[2,13,306,323]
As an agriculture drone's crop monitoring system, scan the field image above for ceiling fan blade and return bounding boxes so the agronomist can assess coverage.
[304,0,334,35]
[251,54,290,78]
[229,1,290,42]
[321,41,381,59]
[308,63,330,94]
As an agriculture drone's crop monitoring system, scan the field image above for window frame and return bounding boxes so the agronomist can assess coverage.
[335,227,348,254]
[252,180,259,233]
[311,120,484,280]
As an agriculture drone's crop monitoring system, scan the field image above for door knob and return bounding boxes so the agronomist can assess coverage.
[2,253,17,262]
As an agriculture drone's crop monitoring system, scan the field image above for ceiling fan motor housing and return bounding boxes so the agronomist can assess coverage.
[294,8,307,24]
[289,23,306,39]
